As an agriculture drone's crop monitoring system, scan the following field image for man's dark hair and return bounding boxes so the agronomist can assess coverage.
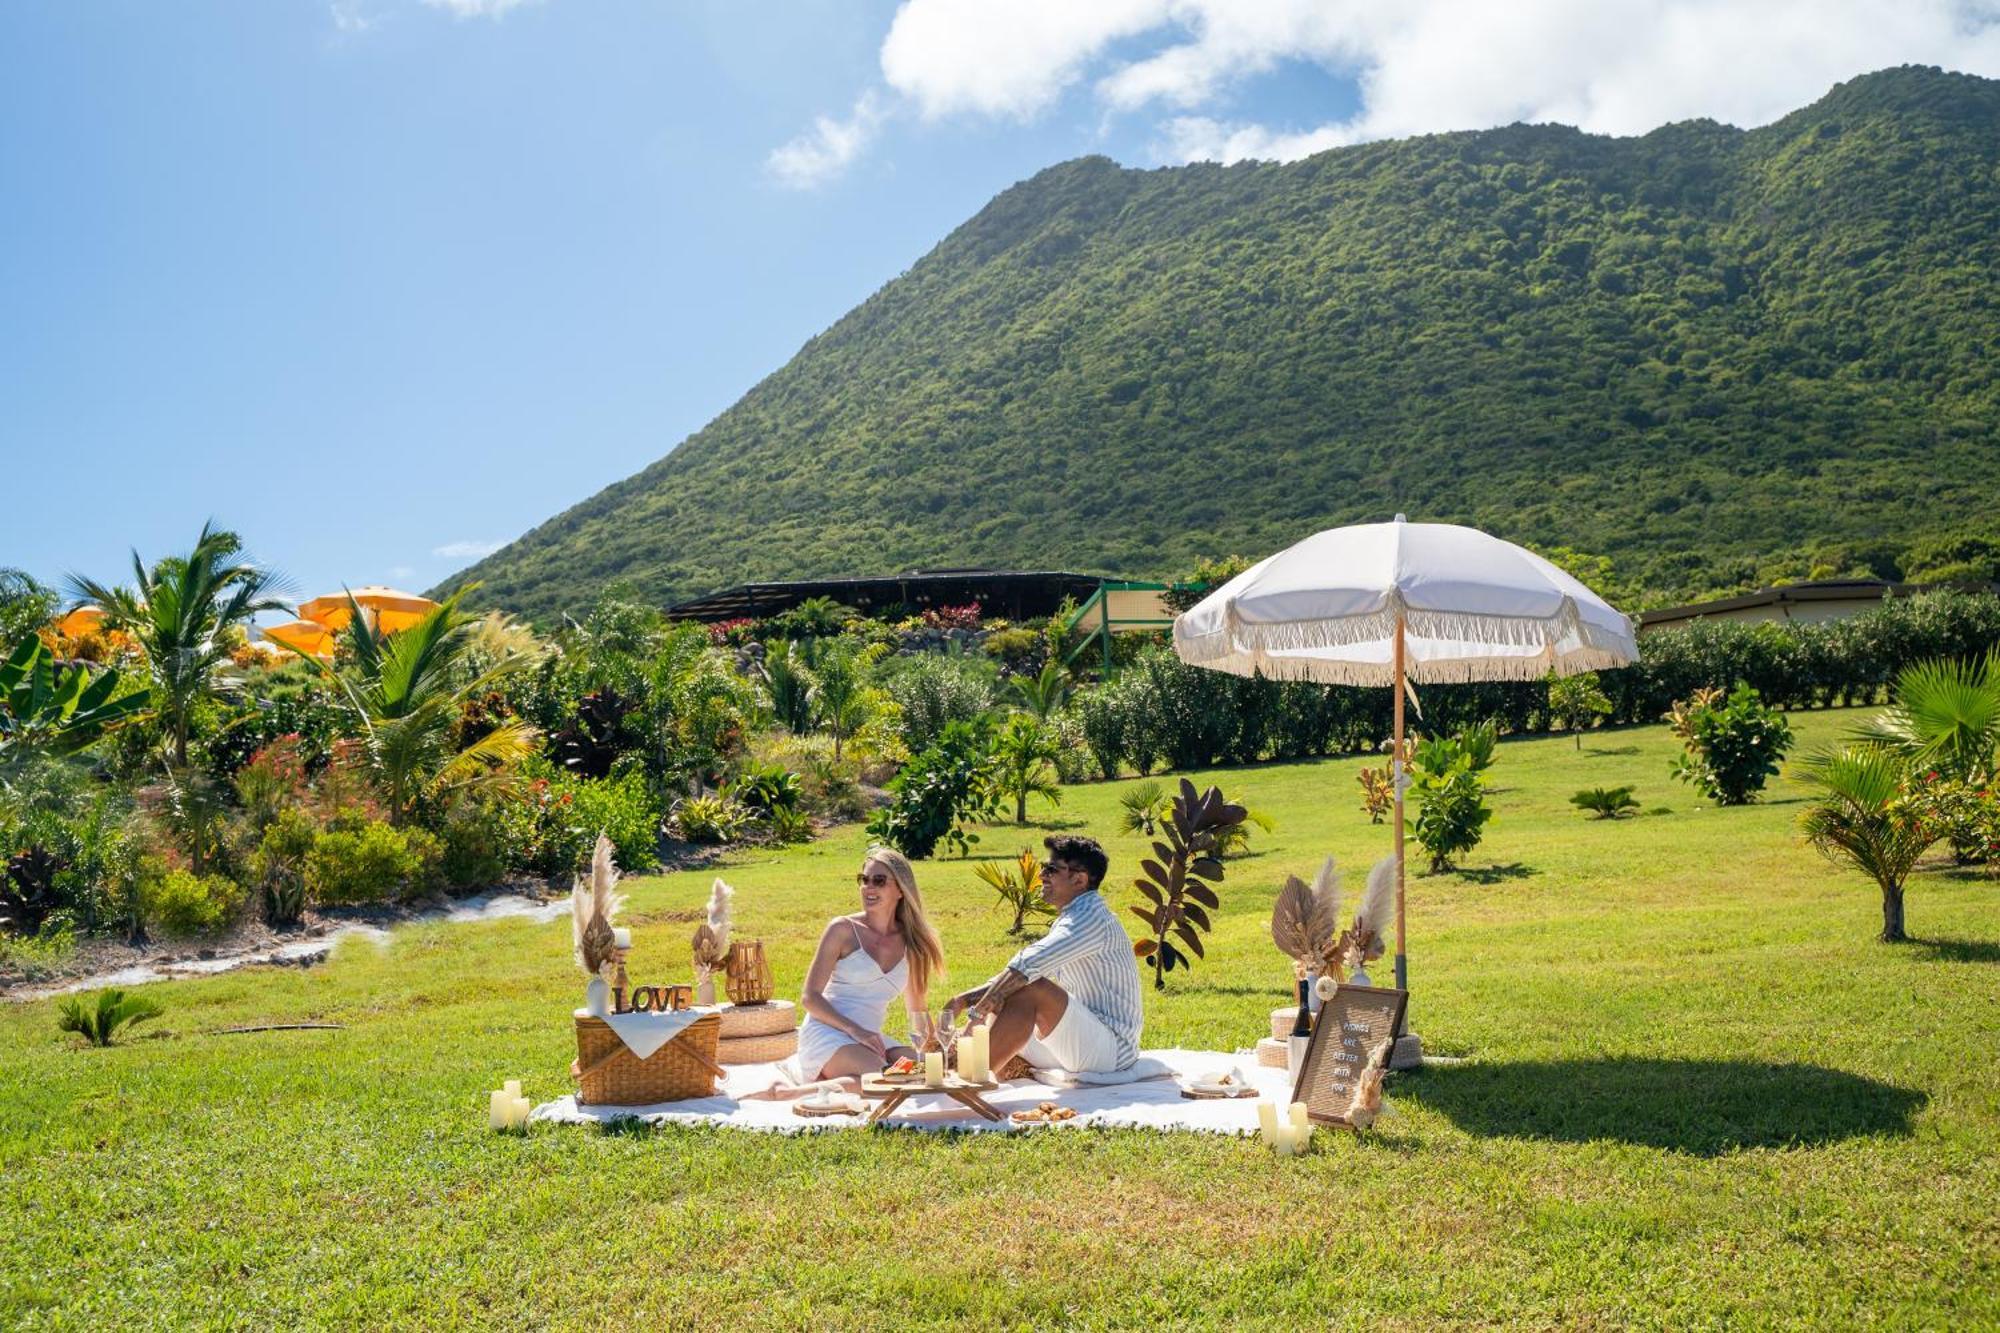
[1043,834,1108,891]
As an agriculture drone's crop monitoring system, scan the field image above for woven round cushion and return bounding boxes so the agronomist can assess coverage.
[1270,1006,1302,1042]
[716,999,798,1039]
[715,1030,800,1065]
[1255,1037,1289,1069]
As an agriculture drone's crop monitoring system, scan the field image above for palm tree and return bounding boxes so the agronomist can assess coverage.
[311,589,538,824]
[1799,746,1937,943]
[808,642,868,762]
[1006,661,1071,721]
[68,523,289,768]
[1855,651,2000,782]
[992,714,1062,824]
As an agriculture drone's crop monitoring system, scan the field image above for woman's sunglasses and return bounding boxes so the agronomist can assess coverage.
[856,872,894,888]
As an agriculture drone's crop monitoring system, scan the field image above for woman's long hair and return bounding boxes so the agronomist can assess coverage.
[863,845,944,999]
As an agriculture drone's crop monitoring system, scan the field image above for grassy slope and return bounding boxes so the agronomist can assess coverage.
[3,709,1996,1329]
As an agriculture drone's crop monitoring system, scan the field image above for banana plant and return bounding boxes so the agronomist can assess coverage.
[0,636,148,771]
[1129,778,1247,989]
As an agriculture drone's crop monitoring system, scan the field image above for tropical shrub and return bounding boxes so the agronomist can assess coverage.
[1118,779,1168,836]
[1669,683,1793,805]
[885,653,996,753]
[866,718,997,859]
[560,771,662,873]
[437,801,512,890]
[920,603,982,632]
[808,641,870,762]
[1074,684,1129,781]
[1005,661,1070,720]
[58,987,163,1047]
[1409,728,1496,872]
[0,636,149,773]
[249,807,318,925]
[141,865,247,936]
[1129,780,1245,989]
[304,820,439,906]
[991,714,1061,825]
[1547,672,1613,747]
[548,687,639,779]
[1570,785,1641,819]
[1799,748,1937,942]
[730,761,803,818]
[1854,651,2000,783]
[767,804,814,845]
[1903,772,2000,866]
[672,792,753,845]
[2,844,65,936]
[1044,709,1093,785]
[972,848,1053,936]
[232,734,311,834]
[1357,766,1394,823]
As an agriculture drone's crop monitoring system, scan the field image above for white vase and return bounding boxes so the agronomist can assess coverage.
[585,977,611,1018]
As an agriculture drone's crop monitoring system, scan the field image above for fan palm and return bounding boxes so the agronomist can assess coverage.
[992,713,1062,824]
[1855,652,2000,782]
[1006,661,1071,721]
[308,589,538,824]
[68,523,289,767]
[1798,746,1936,943]
[57,987,164,1047]
[1117,779,1168,836]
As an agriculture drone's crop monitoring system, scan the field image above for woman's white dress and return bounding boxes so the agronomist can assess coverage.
[794,921,909,1079]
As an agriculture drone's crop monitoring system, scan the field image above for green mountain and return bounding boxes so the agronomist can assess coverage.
[444,66,2000,621]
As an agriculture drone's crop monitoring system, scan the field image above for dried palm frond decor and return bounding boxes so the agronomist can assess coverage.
[691,877,734,1005]
[1270,854,1344,984]
[1333,855,1396,985]
[1129,779,1247,990]
[570,834,626,1016]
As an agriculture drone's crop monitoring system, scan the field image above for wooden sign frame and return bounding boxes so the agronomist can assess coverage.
[1290,983,1408,1128]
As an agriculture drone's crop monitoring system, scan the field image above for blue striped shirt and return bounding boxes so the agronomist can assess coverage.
[1006,890,1142,1068]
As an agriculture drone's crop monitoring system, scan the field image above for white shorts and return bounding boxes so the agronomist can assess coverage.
[1023,997,1124,1074]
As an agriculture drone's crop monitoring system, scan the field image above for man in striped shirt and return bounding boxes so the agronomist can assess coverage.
[945,835,1142,1074]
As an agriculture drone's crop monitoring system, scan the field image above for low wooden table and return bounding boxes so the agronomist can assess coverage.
[858,1072,1004,1124]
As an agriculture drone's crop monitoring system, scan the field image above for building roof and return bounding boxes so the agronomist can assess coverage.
[662,568,1109,624]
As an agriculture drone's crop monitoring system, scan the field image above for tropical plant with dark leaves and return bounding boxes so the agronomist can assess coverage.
[2,844,67,936]
[1129,779,1246,990]
[57,987,164,1047]
[549,687,637,779]
[68,522,290,767]
[973,847,1054,937]
[1570,785,1641,819]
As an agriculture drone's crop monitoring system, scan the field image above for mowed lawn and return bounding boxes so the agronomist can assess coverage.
[3,709,1996,1330]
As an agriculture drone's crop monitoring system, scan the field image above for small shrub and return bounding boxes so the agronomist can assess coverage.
[1045,709,1093,785]
[1118,779,1168,836]
[1903,772,2000,865]
[438,802,511,891]
[885,653,996,753]
[730,761,803,817]
[973,848,1052,936]
[1547,672,1613,747]
[57,987,163,1047]
[991,715,1062,825]
[2,844,66,936]
[305,821,438,906]
[562,771,662,873]
[866,718,998,859]
[1409,727,1496,873]
[920,603,982,632]
[1669,683,1793,805]
[249,807,318,926]
[673,793,753,845]
[1356,766,1394,823]
[142,866,247,936]
[1570,786,1641,819]
[768,804,814,845]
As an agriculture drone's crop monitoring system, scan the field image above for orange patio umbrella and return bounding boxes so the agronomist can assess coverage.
[297,586,439,635]
[261,619,340,659]
[55,605,107,637]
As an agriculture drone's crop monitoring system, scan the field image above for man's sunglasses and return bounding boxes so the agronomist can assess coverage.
[1039,861,1076,876]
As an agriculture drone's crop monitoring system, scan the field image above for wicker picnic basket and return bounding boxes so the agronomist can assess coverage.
[717,998,797,1038]
[724,938,774,1005]
[573,1013,722,1106]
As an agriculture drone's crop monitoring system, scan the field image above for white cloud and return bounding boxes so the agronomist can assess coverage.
[880,0,1171,119]
[388,565,417,581]
[785,0,2000,175]
[767,91,890,189]
[422,0,539,18]
[434,540,505,559]
[328,1,377,33]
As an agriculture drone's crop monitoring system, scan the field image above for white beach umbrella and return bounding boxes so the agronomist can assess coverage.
[1172,516,1637,1009]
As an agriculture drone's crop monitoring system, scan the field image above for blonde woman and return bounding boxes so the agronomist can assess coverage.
[787,846,946,1085]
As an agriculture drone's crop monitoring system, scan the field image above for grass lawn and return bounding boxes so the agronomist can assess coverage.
[4,708,1997,1329]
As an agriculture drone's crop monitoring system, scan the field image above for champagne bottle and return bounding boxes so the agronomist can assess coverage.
[1286,977,1314,1081]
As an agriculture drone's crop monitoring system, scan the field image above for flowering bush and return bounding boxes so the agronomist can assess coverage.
[920,603,982,632]
[1904,772,2000,866]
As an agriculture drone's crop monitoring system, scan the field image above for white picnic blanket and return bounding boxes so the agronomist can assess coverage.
[531,1048,1289,1135]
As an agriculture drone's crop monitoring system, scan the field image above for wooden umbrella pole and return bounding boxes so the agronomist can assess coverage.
[1392,613,1408,993]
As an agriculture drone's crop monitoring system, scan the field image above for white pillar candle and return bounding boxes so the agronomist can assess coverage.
[489,1090,511,1130]
[612,927,632,949]
[1288,1102,1310,1137]
[923,1051,945,1087]
[510,1096,532,1130]
[503,1079,521,1099]
[1257,1101,1280,1146]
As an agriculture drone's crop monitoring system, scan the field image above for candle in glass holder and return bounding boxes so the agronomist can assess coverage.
[923,1051,945,1087]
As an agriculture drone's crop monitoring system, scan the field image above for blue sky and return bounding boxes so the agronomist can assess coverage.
[6,0,1997,615]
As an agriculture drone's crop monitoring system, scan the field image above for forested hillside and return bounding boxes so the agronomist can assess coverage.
[444,66,2000,622]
